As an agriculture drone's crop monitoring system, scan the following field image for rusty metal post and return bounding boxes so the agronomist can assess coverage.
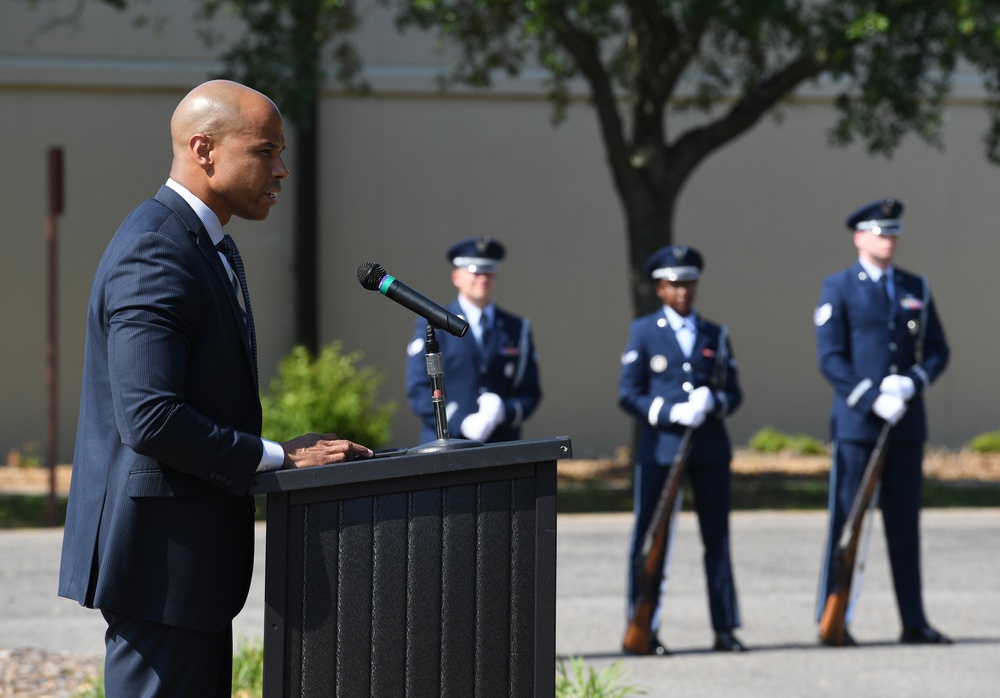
[46,147,64,527]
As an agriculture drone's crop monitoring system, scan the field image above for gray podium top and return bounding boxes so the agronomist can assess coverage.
[250,436,573,496]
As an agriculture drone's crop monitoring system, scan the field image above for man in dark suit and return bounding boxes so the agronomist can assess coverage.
[405,237,541,445]
[58,80,373,696]
[814,198,950,647]
[618,245,745,655]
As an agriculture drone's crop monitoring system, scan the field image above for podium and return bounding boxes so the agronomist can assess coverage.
[251,436,571,697]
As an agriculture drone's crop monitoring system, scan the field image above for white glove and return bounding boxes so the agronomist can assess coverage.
[669,402,706,428]
[460,393,505,441]
[688,386,715,413]
[476,392,505,424]
[460,411,493,441]
[872,393,908,425]
[880,374,916,401]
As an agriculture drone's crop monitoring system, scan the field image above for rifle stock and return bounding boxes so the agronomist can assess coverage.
[622,428,693,654]
[818,422,892,645]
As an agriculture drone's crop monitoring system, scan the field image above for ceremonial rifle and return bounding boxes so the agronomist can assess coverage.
[818,421,892,645]
[622,426,693,655]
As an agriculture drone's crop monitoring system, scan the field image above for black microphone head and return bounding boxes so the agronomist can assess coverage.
[357,261,387,291]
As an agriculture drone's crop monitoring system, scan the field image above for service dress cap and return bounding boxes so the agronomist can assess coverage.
[643,245,704,281]
[846,198,904,236]
[448,236,506,273]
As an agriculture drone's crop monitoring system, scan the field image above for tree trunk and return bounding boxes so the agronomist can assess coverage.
[294,101,319,354]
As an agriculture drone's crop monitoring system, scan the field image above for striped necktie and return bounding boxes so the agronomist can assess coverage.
[217,234,258,386]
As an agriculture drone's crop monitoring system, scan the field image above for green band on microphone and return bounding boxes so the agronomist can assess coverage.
[378,275,396,295]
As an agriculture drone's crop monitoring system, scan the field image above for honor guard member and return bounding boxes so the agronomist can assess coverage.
[619,245,745,655]
[405,237,542,444]
[814,198,950,646]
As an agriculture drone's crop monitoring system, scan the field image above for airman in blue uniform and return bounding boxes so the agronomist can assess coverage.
[814,198,951,646]
[619,245,745,654]
[406,237,541,444]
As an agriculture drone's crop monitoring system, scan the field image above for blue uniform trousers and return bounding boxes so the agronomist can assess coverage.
[818,440,927,629]
[628,458,740,633]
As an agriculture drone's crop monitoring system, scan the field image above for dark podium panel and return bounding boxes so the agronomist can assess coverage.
[251,437,570,698]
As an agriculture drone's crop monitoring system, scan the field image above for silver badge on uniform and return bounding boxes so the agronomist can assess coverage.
[814,303,832,327]
[650,355,668,373]
[504,362,515,379]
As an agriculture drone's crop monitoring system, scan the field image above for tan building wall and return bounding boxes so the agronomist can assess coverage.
[2,0,995,462]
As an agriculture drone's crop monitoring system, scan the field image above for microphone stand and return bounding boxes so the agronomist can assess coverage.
[408,324,484,454]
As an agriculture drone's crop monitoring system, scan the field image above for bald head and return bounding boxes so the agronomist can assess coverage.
[170,80,275,166]
[168,80,288,224]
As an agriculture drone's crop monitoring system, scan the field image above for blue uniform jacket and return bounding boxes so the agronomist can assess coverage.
[619,311,741,466]
[815,261,949,443]
[406,301,541,443]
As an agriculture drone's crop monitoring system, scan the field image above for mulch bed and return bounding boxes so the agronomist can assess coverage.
[2,451,1000,497]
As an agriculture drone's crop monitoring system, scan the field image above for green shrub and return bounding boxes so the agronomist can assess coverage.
[749,427,825,456]
[969,430,1000,453]
[260,342,395,448]
[786,433,827,456]
[556,657,646,697]
[748,426,788,453]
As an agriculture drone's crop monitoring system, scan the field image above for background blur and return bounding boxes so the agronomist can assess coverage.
[3,0,996,461]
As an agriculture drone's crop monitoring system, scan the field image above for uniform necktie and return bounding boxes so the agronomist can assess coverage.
[877,274,891,307]
[677,318,695,357]
[217,234,258,386]
[479,314,492,353]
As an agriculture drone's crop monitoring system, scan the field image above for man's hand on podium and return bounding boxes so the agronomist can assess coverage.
[281,434,373,468]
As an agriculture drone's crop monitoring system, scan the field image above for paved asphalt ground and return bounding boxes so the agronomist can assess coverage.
[2,509,998,697]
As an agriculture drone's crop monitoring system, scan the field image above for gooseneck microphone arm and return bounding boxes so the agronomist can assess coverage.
[356,262,469,338]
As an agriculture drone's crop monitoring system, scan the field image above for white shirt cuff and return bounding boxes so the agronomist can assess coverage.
[257,439,286,473]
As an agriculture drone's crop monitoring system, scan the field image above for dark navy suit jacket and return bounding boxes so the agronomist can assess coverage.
[59,186,265,633]
[619,310,741,466]
[405,301,541,444]
[815,261,949,443]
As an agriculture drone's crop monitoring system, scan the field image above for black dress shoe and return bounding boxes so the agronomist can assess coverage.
[713,630,747,652]
[820,629,856,647]
[649,636,670,656]
[900,625,953,645]
[623,635,669,656]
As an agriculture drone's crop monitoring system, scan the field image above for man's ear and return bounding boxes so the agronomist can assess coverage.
[190,133,214,169]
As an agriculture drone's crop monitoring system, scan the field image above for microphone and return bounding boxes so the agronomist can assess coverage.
[357,262,469,338]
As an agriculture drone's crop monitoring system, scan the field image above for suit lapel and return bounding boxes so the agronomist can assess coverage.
[155,187,257,387]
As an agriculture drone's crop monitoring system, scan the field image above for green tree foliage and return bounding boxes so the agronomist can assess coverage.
[37,0,1000,316]
[195,0,365,128]
[393,0,1000,313]
[260,342,395,447]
